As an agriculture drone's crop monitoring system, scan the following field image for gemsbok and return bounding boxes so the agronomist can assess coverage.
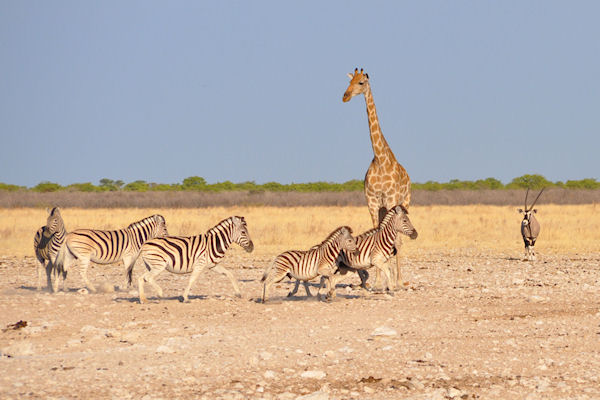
[518,188,544,261]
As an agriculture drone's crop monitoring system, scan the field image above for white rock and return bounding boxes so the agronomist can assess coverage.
[259,351,273,360]
[295,391,328,400]
[264,370,276,379]
[300,370,326,379]
[371,326,397,337]
[447,387,463,398]
[156,345,174,353]
[77,288,89,295]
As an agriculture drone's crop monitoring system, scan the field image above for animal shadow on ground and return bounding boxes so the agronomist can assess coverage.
[114,294,211,303]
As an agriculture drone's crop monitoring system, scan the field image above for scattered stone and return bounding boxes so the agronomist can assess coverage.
[295,390,328,400]
[300,370,326,379]
[77,288,89,295]
[371,326,397,337]
[155,345,174,354]
[447,387,463,398]
[264,370,276,379]
[259,351,273,360]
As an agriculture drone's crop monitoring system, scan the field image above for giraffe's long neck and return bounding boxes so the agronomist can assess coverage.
[364,85,396,164]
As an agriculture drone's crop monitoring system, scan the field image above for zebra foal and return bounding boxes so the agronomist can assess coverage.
[55,214,168,292]
[128,216,254,304]
[261,226,356,303]
[33,207,67,291]
[325,205,417,299]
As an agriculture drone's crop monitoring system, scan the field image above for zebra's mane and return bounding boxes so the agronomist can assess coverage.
[358,207,402,239]
[127,214,160,230]
[317,226,352,247]
[205,216,235,236]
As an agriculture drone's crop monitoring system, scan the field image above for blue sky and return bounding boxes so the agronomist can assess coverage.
[1,1,598,187]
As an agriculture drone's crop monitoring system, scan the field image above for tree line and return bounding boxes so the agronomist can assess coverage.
[0,174,598,193]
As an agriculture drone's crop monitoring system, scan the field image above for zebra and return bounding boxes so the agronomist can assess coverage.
[55,214,168,292]
[128,216,254,304]
[324,205,417,299]
[261,226,356,303]
[33,207,67,291]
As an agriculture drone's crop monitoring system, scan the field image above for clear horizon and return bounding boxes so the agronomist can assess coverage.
[1,2,598,188]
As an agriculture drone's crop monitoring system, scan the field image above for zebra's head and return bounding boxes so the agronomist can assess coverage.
[45,206,64,234]
[152,214,169,237]
[343,68,370,103]
[392,205,418,240]
[232,216,254,253]
[337,226,357,252]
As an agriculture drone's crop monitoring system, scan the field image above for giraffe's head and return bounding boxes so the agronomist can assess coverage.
[343,68,369,102]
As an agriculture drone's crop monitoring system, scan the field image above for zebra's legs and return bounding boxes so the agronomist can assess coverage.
[287,280,301,297]
[393,236,404,289]
[212,264,241,298]
[138,261,164,304]
[261,262,289,303]
[36,259,45,290]
[54,249,75,293]
[373,258,393,292]
[77,258,96,292]
[302,280,312,297]
[182,263,208,303]
[287,280,313,297]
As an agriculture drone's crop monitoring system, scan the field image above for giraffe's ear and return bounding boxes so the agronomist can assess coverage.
[347,73,354,79]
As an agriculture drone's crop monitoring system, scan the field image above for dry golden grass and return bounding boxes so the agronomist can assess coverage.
[1,205,599,258]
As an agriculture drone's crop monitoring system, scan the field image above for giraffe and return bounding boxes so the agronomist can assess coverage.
[343,68,412,290]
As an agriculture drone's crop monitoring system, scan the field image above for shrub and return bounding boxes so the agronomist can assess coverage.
[0,182,25,191]
[123,180,149,192]
[32,181,63,192]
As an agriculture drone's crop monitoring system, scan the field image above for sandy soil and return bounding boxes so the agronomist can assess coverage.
[1,250,599,399]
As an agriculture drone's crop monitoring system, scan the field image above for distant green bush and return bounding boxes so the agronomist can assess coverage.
[123,180,149,192]
[0,182,25,191]
[66,182,99,192]
[31,181,63,192]
[14,174,599,193]
[506,174,554,189]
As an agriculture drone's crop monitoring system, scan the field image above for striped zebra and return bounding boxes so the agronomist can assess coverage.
[55,214,168,292]
[33,207,67,291]
[128,216,254,304]
[261,226,356,303]
[325,205,417,299]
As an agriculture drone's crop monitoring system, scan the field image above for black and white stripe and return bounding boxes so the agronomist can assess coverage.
[327,205,418,298]
[55,214,168,292]
[129,216,253,304]
[33,207,67,291]
[260,226,356,303]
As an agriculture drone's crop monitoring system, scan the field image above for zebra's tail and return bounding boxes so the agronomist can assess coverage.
[54,242,67,274]
[260,260,275,283]
[126,254,141,286]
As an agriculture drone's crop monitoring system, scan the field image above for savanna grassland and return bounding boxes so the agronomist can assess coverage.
[1,204,600,399]
[1,204,599,257]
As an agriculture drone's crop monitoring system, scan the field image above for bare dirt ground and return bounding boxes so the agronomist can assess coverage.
[1,249,600,400]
